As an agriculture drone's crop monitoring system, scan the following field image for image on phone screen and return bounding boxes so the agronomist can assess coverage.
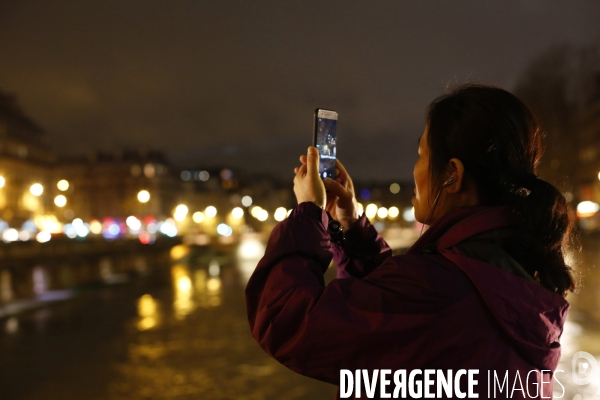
[314,109,337,179]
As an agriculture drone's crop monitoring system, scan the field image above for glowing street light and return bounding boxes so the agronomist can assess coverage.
[54,195,67,207]
[57,180,69,191]
[205,206,217,218]
[577,201,600,218]
[0,176,5,188]
[365,203,378,219]
[30,183,43,196]
[231,207,244,219]
[274,207,287,222]
[193,211,205,223]
[174,204,189,222]
[377,207,388,219]
[388,206,400,219]
[137,190,150,203]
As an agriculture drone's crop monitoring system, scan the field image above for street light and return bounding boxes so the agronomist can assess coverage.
[137,190,150,203]
[57,180,69,191]
[30,183,43,196]
[54,195,67,207]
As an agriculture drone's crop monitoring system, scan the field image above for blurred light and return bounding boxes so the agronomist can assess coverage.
[208,260,220,276]
[365,203,378,219]
[238,239,265,260]
[251,206,268,221]
[54,195,67,207]
[180,170,191,181]
[241,195,253,207]
[137,190,150,203]
[388,206,400,219]
[36,231,51,243]
[377,207,388,219]
[360,189,371,200]
[30,183,43,196]
[34,215,62,234]
[357,202,364,216]
[577,201,600,218]
[220,169,233,180]
[143,163,155,178]
[2,228,18,242]
[126,216,142,231]
[57,180,69,191]
[564,192,574,202]
[217,223,233,236]
[231,207,244,219]
[64,224,77,238]
[174,204,189,221]
[199,170,210,181]
[170,244,190,260]
[177,275,192,292]
[147,221,158,234]
[389,183,401,194]
[139,231,152,244]
[5,317,18,334]
[159,219,178,237]
[0,176,5,188]
[598,172,600,180]
[18,230,31,241]
[403,207,416,222]
[76,224,90,238]
[72,218,83,227]
[108,223,120,236]
[205,206,217,218]
[207,277,221,292]
[274,207,287,222]
[90,220,102,234]
[137,294,158,331]
[287,209,293,217]
[193,211,205,223]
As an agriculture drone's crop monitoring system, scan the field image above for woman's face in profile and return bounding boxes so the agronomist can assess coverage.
[412,127,431,223]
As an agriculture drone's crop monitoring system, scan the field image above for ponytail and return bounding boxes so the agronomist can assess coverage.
[426,83,577,296]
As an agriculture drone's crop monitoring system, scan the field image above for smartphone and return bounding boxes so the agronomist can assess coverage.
[313,108,338,180]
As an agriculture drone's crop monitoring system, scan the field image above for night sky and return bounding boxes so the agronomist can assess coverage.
[1,1,599,182]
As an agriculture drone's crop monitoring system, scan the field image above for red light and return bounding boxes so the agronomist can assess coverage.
[139,231,151,244]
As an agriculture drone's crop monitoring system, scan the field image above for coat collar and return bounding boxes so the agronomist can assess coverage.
[405,205,518,255]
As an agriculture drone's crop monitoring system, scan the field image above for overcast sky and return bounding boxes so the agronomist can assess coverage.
[1,0,600,181]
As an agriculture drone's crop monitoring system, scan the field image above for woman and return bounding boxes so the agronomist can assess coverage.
[245,84,575,399]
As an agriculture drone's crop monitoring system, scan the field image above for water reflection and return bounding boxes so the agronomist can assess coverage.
[137,294,160,331]
[171,264,195,319]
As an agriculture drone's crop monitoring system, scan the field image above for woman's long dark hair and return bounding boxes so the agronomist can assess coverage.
[426,83,577,296]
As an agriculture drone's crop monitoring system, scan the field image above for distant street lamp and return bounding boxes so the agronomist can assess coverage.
[137,190,150,203]
[0,176,5,188]
[30,183,43,196]
[57,180,70,191]
[54,195,67,207]
[174,204,189,222]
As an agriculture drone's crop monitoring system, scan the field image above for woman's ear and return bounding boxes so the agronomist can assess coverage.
[445,158,465,193]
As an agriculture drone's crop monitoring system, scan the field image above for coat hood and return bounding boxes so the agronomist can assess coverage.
[407,205,570,371]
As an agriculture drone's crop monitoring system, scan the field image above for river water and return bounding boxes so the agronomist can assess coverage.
[0,235,599,400]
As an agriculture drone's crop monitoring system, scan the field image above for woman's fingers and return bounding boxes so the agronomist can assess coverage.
[324,178,351,200]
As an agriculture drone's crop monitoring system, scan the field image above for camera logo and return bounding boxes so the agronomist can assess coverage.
[572,351,599,385]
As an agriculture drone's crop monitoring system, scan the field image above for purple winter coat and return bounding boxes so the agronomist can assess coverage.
[245,201,570,399]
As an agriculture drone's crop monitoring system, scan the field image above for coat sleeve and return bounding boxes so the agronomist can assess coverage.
[245,201,439,385]
[331,214,393,279]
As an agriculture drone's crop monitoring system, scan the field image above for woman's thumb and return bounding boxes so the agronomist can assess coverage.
[307,146,319,177]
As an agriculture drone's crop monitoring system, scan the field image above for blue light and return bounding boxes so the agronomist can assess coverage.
[360,189,371,200]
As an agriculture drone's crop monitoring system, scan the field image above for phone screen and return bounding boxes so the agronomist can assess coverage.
[314,109,338,179]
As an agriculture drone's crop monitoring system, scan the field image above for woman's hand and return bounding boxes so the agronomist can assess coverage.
[324,159,359,231]
[293,146,326,208]
[295,154,359,231]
